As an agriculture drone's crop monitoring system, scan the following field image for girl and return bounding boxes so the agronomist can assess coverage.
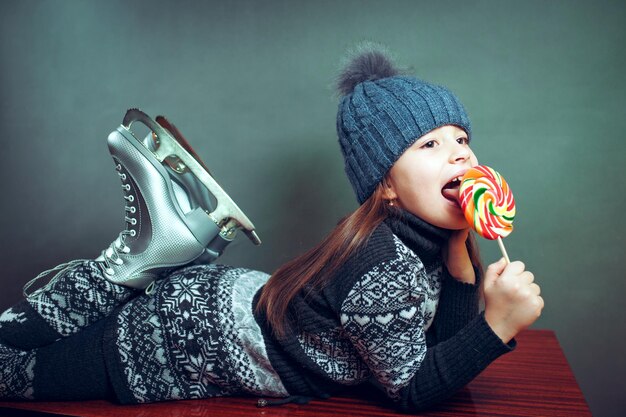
[0,47,543,412]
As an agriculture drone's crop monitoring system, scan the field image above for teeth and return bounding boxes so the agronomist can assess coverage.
[443,176,463,190]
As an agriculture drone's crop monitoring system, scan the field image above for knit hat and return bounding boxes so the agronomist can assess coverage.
[336,47,472,204]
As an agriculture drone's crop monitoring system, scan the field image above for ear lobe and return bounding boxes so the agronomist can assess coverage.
[384,189,397,201]
[382,178,398,201]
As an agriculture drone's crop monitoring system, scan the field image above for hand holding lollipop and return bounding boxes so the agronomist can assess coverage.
[459,165,516,263]
[461,165,544,343]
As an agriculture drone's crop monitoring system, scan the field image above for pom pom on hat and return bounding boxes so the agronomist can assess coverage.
[336,44,401,96]
[335,44,472,204]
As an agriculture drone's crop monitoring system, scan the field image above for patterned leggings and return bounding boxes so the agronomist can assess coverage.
[0,261,284,403]
[0,261,136,401]
[107,264,286,404]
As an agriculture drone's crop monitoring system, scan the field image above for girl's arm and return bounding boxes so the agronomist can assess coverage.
[340,258,513,412]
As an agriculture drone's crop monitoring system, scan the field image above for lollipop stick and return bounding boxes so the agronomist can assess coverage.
[497,236,511,264]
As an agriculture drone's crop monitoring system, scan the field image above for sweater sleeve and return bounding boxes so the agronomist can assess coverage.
[428,266,481,342]
[339,258,514,412]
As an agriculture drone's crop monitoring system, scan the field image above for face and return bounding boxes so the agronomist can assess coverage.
[385,125,478,230]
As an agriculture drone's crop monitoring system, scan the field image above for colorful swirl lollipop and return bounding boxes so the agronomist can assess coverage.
[460,165,515,262]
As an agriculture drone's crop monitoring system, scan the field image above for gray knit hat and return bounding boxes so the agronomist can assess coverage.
[336,47,472,204]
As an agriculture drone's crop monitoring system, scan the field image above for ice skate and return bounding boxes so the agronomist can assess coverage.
[21,110,260,294]
[92,109,261,289]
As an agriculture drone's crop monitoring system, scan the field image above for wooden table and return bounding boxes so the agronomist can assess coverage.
[0,330,591,417]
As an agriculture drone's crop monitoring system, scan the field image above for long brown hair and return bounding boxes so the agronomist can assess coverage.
[256,179,484,338]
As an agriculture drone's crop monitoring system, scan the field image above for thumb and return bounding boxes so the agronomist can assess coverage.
[484,257,507,287]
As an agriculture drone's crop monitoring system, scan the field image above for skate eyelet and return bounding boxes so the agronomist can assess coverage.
[121,174,127,181]
[130,230,137,237]
[123,184,131,191]
[105,268,115,275]
[127,195,135,202]
[116,164,122,171]
[145,281,156,295]
[130,218,137,225]
[130,207,136,213]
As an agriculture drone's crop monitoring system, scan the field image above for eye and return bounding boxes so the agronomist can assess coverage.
[421,140,436,148]
[457,136,470,145]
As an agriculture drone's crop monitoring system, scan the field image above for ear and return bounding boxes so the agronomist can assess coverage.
[382,176,398,201]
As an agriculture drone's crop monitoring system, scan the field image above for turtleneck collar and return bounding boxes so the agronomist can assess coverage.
[384,209,451,271]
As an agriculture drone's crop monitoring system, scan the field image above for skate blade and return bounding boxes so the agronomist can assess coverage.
[155,115,213,175]
[122,108,261,245]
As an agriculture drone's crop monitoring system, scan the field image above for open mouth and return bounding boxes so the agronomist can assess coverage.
[441,176,462,203]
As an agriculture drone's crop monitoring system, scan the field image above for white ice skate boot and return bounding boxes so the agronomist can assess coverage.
[96,109,261,289]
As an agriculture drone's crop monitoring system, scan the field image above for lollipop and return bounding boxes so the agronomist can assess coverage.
[459,165,515,263]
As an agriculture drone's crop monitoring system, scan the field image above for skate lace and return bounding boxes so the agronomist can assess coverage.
[22,164,140,297]
[22,259,87,297]
[98,163,138,276]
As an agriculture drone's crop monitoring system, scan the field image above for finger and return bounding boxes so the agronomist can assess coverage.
[484,258,507,285]
[519,271,535,284]
[529,283,541,296]
[504,260,525,275]
[537,295,545,310]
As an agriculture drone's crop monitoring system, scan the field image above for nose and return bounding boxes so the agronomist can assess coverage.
[449,141,471,163]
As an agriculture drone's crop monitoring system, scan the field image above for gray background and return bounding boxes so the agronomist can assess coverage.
[1,1,624,416]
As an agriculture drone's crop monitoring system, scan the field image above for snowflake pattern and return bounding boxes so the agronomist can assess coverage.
[114,264,287,403]
[116,289,185,403]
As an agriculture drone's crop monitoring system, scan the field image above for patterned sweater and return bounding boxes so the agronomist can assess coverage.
[254,211,515,411]
[103,210,514,411]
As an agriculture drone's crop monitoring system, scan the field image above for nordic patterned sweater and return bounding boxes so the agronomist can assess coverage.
[103,210,515,411]
[254,210,515,411]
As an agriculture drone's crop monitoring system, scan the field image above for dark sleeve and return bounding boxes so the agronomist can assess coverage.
[428,266,481,343]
